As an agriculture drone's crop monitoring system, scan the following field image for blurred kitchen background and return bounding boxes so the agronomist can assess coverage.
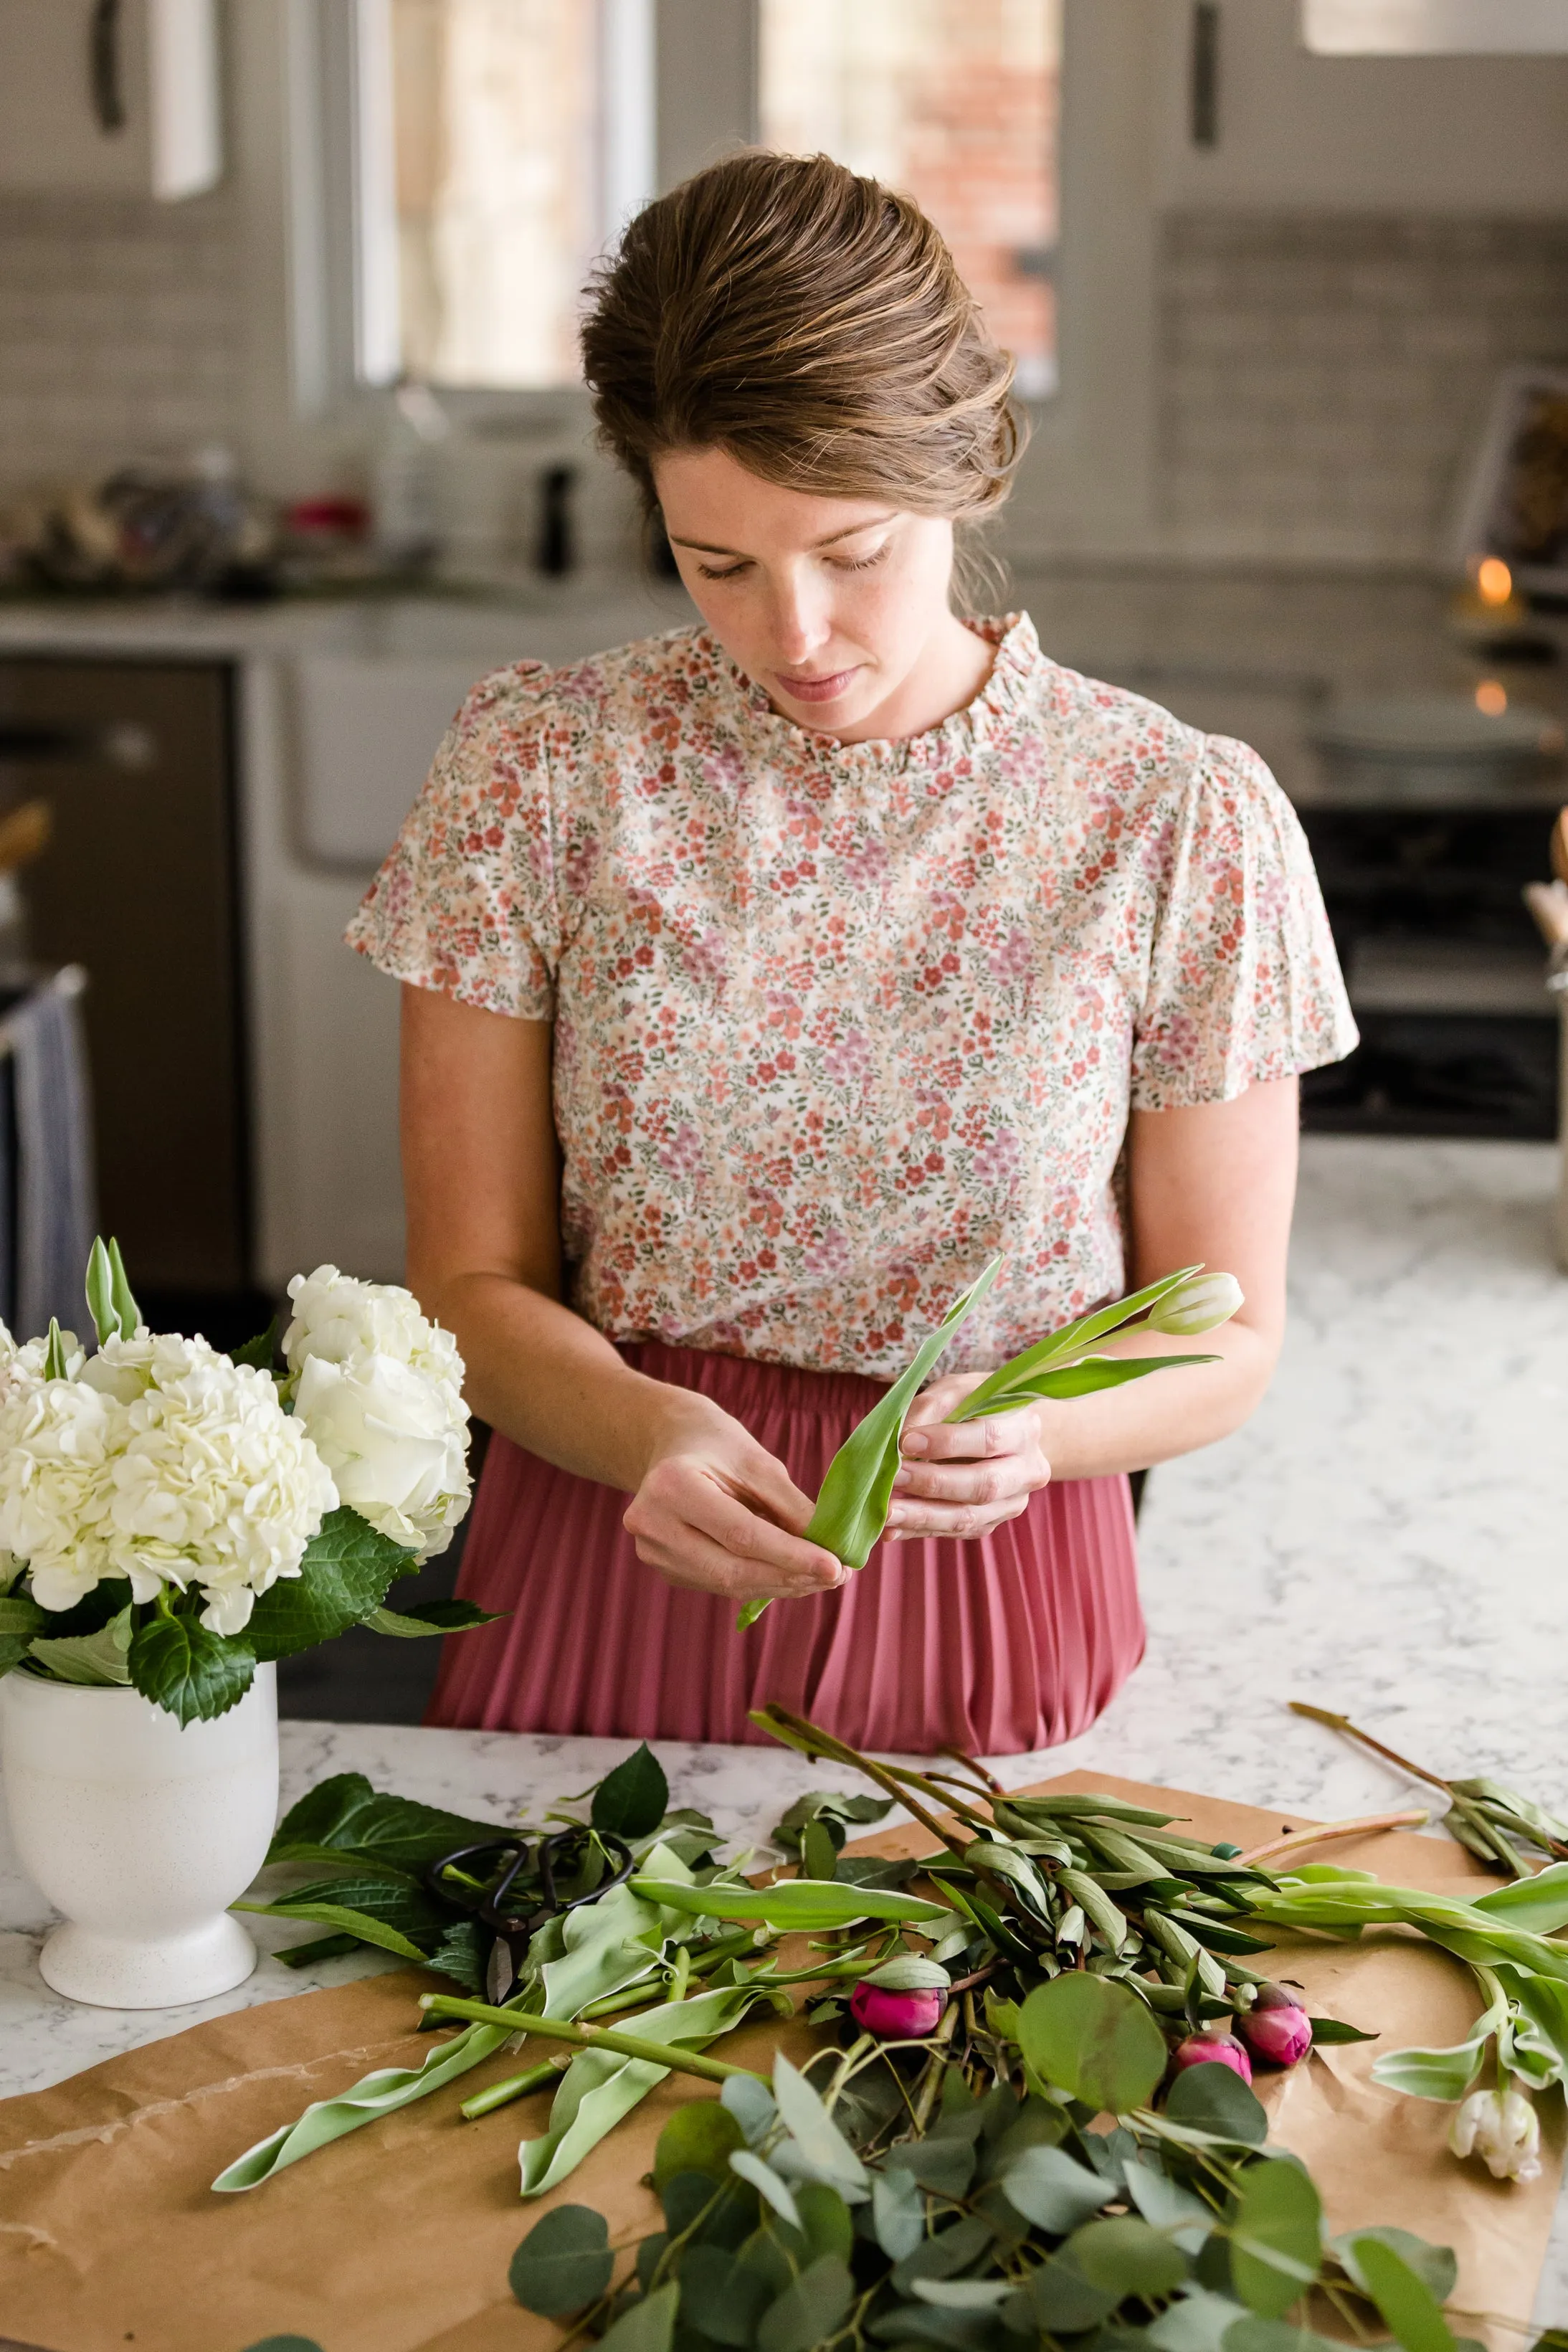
[0,0,1566,1708]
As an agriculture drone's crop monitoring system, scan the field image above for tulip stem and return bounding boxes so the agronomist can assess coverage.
[1288,1701,1454,1794]
[418,1994,769,2084]
[1237,1807,1429,1867]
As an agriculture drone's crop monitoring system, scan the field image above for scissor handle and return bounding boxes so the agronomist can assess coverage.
[533,1827,635,1922]
[422,1837,531,1915]
[422,1828,636,1936]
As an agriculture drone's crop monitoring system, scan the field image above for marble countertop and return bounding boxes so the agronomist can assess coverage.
[4,1134,1568,2320]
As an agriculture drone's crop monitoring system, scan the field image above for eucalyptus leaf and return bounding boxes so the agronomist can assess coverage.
[994,2143,1111,2233]
[756,2254,855,2352]
[731,2149,802,2229]
[508,2204,614,2316]
[1063,2214,1189,2297]
[1331,2228,1457,2302]
[1341,2234,1462,2352]
[653,2100,745,2188]
[1122,2153,1215,2252]
[1164,2061,1269,2147]
[872,2166,926,2259]
[1230,2158,1323,2318]
[771,2051,868,2193]
[599,2280,678,2352]
[1017,1972,1167,2112]
[679,2246,773,2346]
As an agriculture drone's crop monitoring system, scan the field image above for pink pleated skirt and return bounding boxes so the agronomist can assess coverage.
[427,1340,1145,1756]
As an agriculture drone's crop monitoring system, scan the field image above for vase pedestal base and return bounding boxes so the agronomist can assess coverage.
[38,1913,258,2010]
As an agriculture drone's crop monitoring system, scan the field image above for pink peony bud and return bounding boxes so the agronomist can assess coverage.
[1172,2035,1253,2086]
[1240,1997,1313,2069]
[850,1981,945,2039]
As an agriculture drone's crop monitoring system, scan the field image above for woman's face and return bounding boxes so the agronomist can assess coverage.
[653,445,961,741]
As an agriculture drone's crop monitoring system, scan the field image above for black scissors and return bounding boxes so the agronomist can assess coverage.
[424,1826,635,2004]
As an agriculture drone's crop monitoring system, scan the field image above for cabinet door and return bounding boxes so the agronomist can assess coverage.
[0,659,247,1293]
[0,2,153,193]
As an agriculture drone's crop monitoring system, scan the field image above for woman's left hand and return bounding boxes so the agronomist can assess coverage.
[885,1378,1051,1542]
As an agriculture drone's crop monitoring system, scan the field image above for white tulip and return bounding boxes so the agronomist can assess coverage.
[1450,2085,1541,2181]
[1146,1271,1245,1337]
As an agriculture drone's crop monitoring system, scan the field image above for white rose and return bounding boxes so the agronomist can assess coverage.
[293,1349,470,1562]
[284,1266,462,1392]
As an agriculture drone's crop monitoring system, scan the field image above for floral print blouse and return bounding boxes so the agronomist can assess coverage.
[348,615,1356,1379]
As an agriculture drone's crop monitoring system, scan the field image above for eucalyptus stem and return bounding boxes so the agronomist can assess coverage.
[419,1993,769,2085]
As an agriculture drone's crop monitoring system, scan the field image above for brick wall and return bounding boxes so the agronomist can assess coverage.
[1160,212,1568,565]
[0,190,243,498]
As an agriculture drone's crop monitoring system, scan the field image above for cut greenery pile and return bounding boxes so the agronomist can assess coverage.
[219,1710,1568,2346]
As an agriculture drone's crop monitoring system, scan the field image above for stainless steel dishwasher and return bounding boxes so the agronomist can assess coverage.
[0,658,250,1302]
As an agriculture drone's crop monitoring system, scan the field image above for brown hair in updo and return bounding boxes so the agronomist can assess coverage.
[580,151,1026,530]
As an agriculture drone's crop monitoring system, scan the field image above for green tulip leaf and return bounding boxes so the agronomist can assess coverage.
[627,1875,948,1930]
[743,1256,1002,1621]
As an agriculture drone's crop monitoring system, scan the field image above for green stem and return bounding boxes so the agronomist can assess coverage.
[751,1705,969,1857]
[419,1993,769,2084]
[460,2058,563,2120]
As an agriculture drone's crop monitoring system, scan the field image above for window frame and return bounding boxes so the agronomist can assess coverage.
[275,0,1157,551]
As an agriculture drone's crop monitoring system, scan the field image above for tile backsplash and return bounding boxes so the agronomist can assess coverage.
[1160,211,1568,565]
[0,190,1566,572]
[0,191,242,498]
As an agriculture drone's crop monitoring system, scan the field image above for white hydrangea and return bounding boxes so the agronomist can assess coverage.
[98,1332,338,1634]
[284,1266,471,1562]
[0,1352,120,1613]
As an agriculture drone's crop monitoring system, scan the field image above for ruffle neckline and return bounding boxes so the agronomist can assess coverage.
[708,612,1042,775]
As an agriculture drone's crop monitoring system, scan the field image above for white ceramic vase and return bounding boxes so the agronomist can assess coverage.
[0,1664,279,2009]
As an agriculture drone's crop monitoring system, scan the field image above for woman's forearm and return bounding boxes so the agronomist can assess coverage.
[1028,1319,1278,1482]
[421,1270,685,1494]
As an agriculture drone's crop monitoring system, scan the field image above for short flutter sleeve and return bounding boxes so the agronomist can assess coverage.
[345,662,561,1018]
[1129,734,1357,1110]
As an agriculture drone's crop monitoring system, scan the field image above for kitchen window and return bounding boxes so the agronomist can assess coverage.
[341,0,1061,399]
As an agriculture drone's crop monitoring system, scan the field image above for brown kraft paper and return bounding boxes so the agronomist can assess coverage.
[0,1773,1558,2352]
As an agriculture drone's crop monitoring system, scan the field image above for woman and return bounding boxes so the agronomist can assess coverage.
[348,152,1355,1755]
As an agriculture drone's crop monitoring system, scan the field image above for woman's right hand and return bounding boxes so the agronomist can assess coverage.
[622,1390,845,1606]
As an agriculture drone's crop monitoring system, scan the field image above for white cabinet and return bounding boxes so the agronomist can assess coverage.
[0,0,221,200]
